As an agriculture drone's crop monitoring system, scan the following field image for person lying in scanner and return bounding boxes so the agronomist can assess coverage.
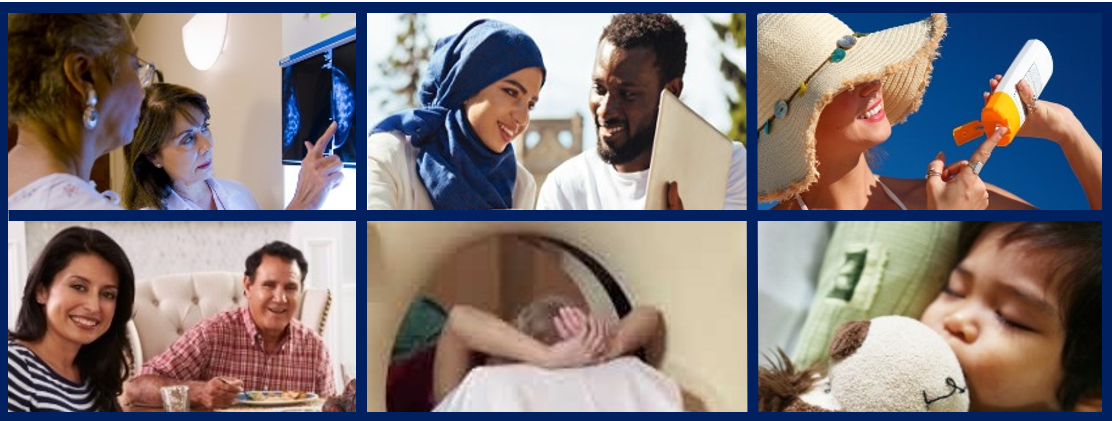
[432,295,681,412]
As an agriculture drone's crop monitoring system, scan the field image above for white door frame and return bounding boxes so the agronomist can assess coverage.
[8,221,27,330]
[291,221,354,391]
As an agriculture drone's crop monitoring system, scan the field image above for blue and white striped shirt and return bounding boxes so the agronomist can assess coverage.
[8,341,97,412]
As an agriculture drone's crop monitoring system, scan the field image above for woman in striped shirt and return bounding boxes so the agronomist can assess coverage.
[8,227,136,411]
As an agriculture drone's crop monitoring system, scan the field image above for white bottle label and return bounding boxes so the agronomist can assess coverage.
[998,40,1054,128]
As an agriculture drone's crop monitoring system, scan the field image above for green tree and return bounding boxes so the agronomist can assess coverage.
[373,13,433,111]
[711,13,746,146]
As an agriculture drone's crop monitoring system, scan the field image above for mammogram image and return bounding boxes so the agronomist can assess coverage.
[282,40,357,166]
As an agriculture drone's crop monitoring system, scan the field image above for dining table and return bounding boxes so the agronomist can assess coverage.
[123,398,325,412]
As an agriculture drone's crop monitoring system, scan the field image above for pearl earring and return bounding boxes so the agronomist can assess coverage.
[83,88,99,129]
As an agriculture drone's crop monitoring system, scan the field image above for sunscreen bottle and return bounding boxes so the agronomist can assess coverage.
[953,39,1053,146]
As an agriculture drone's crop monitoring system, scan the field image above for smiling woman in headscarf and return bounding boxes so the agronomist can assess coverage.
[368,19,546,210]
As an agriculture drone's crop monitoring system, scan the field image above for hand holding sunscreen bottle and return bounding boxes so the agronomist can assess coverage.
[953,39,1053,147]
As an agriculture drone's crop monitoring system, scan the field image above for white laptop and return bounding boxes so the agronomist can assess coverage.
[643,90,734,210]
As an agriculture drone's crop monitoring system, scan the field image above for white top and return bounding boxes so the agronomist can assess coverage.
[367,131,537,210]
[8,341,97,412]
[794,176,908,210]
[8,173,121,210]
[434,357,682,412]
[537,142,748,210]
[160,178,260,210]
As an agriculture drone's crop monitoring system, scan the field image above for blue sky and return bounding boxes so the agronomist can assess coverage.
[759,13,1102,210]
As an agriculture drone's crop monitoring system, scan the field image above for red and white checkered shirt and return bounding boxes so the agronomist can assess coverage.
[140,307,336,396]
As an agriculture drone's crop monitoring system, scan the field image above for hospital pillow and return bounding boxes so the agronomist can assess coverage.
[791,221,961,368]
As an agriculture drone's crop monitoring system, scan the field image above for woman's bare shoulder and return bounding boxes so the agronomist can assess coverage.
[984,182,1037,210]
[879,176,929,210]
[880,176,1037,210]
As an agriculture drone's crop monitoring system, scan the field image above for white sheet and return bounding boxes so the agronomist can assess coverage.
[434,357,682,412]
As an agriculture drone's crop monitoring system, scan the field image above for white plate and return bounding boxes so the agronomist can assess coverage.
[236,391,319,407]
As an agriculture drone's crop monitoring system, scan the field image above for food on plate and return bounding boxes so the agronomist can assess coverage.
[245,391,309,401]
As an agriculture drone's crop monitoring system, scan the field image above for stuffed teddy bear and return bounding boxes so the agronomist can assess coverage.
[759,316,968,412]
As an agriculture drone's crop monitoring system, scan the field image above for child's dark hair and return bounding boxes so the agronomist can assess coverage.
[958,221,1100,411]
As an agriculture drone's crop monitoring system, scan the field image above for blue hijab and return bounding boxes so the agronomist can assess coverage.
[372,20,546,210]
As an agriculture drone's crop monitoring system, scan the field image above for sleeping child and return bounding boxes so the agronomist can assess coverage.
[761,221,1101,412]
[918,221,1100,411]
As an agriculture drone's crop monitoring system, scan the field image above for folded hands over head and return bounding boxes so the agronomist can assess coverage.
[540,306,613,368]
[542,305,662,368]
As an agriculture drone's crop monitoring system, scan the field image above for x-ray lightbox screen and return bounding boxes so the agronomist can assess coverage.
[282,39,357,167]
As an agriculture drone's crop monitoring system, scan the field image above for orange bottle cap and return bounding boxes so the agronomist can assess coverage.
[981,91,1020,147]
[952,92,1021,147]
[952,120,984,146]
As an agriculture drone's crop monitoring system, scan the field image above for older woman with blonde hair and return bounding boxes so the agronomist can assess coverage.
[8,13,153,210]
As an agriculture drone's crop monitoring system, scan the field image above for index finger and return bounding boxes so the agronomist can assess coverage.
[554,315,573,340]
[307,122,339,157]
[667,181,684,210]
[586,318,605,352]
[926,152,946,190]
[566,307,586,332]
[969,126,1007,166]
[213,380,242,394]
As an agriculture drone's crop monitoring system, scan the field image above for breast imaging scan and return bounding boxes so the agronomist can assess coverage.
[282,39,357,167]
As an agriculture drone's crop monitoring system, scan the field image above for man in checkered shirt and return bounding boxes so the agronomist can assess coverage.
[123,242,336,410]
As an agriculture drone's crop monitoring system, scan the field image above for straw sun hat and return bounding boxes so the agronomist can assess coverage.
[756,13,947,203]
